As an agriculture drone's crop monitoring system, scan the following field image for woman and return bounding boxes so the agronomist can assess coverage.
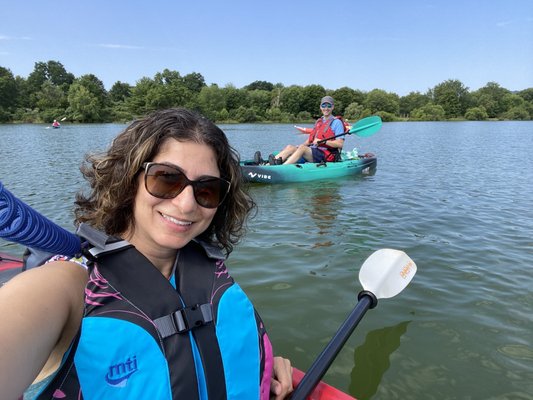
[0,108,293,399]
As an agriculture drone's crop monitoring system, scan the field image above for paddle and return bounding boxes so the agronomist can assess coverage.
[291,248,416,400]
[316,115,382,145]
[60,117,67,121]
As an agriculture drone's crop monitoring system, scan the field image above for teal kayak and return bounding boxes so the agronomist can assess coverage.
[240,152,377,184]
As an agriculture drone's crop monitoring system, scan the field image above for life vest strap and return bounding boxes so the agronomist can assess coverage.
[155,303,213,338]
[76,223,133,258]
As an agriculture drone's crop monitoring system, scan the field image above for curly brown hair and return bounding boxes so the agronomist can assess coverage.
[74,108,255,255]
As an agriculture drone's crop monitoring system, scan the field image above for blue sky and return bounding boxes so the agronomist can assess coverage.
[1,0,531,96]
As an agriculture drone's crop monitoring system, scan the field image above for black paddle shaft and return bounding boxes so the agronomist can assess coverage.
[291,291,378,400]
[316,130,350,145]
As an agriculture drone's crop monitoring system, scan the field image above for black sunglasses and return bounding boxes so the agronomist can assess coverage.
[142,162,230,209]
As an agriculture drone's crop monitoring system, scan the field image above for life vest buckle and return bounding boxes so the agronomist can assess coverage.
[155,303,213,338]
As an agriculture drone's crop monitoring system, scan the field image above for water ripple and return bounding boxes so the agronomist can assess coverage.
[2,121,533,399]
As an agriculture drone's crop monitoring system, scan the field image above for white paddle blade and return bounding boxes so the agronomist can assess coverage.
[359,249,417,299]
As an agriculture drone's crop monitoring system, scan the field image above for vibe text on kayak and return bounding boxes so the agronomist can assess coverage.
[248,172,272,180]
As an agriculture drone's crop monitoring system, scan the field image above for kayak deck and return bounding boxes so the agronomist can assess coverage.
[240,153,377,184]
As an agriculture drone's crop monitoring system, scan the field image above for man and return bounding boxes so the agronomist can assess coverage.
[265,96,345,165]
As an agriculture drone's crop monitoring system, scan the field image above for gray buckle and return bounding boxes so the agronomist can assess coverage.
[154,303,213,338]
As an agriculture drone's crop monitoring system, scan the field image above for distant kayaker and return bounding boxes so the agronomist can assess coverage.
[52,119,60,128]
[256,95,345,165]
[0,108,293,400]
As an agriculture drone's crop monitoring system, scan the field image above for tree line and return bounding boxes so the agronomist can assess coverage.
[0,60,532,123]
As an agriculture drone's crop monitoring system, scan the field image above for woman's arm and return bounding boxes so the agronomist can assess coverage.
[0,261,87,398]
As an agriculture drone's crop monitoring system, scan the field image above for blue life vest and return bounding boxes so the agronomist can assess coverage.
[34,225,273,399]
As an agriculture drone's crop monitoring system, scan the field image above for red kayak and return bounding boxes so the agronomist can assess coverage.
[292,367,356,399]
[0,251,23,272]
[0,251,24,286]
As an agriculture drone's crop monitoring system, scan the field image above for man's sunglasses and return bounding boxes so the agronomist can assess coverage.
[321,103,333,109]
[142,162,230,209]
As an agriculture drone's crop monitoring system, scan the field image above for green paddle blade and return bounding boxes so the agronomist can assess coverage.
[349,115,382,137]
[359,249,417,299]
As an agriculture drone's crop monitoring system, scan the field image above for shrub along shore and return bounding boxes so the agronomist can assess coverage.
[1,61,531,123]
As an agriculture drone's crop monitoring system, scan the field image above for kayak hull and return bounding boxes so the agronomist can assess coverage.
[240,154,377,184]
[0,251,24,286]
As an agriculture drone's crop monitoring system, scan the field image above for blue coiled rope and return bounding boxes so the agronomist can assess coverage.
[0,181,81,255]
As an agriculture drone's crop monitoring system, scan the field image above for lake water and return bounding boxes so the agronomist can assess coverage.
[1,121,532,399]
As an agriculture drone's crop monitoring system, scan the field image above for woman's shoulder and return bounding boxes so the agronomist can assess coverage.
[11,256,90,296]
[46,254,89,270]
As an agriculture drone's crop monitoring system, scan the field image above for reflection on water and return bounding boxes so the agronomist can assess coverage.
[349,321,410,399]
[304,182,342,248]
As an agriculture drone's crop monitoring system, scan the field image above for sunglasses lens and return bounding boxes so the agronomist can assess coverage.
[144,163,229,208]
[194,178,229,208]
[145,164,187,199]
[321,103,332,108]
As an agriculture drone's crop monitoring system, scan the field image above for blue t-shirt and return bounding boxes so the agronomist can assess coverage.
[329,118,345,136]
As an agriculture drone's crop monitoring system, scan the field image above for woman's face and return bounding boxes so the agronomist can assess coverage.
[129,138,220,256]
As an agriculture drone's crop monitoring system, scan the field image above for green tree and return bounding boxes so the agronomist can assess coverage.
[296,111,312,121]
[399,91,430,117]
[411,104,446,121]
[271,83,284,109]
[233,106,259,122]
[343,102,364,120]
[197,84,226,120]
[222,84,247,112]
[35,81,68,121]
[217,108,229,121]
[244,80,274,92]
[465,106,489,120]
[301,84,326,115]
[503,106,530,120]
[265,106,292,122]
[0,67,18,121]
[365,89,400,115]
[27,61,74,91]
[126,77,156,115]
[517,88,533,103]
[471,82,510,118]
[330,87,364,115]
[280,85,304,116]
[182,72,206,93]
[430,79,471,118]
[77,74,107,103]
[109,81,132,102]
[149,70,180,109]
[247,90,271,118]
[0,67,18,110]
[501,93,525,112]
[70,74,109,121]
[26,61,74,108]
[67,82,101,122]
